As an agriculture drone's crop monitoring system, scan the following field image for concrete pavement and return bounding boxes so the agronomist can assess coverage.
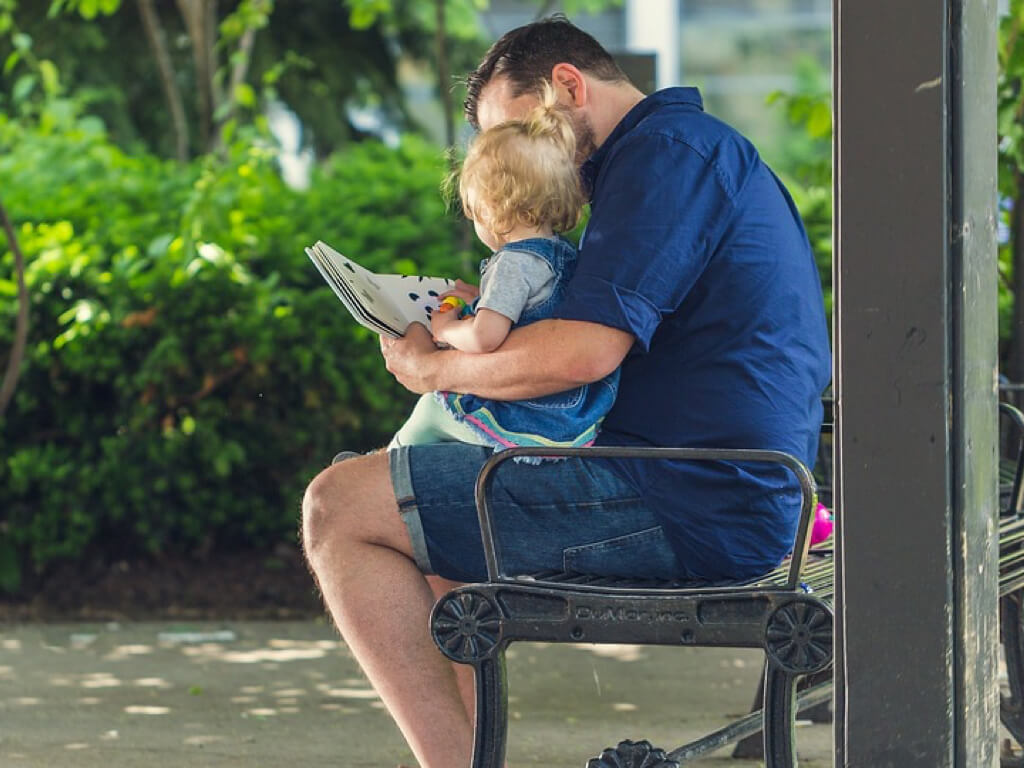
[0,620,832,767]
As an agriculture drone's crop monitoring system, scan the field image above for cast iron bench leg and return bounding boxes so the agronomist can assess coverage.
[733,664,832,759]
[762,662,799,768]
[470,654,509,768]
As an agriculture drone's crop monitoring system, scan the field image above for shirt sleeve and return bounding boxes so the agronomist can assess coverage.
[552,132,737,352]
[476,248,556,323]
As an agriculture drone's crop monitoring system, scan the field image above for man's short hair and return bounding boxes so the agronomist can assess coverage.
[464,15,628,130]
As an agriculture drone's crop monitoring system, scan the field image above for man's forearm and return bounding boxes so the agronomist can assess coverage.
[425,319,631,400]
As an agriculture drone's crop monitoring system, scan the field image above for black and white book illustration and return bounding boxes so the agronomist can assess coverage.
[305,241,455,339]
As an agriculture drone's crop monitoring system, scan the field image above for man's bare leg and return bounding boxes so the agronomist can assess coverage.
[302,452,473,768]
[427,574,476,721]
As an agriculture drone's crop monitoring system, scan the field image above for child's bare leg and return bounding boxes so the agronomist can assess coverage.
[390,393,487,449]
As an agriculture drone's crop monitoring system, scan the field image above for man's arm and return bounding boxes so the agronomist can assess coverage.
[381,318,633,400]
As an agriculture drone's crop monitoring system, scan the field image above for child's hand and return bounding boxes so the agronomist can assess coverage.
[430,306,458,343]
[440,279,479,304]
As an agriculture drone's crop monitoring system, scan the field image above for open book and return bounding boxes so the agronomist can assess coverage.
[305,240,455,339]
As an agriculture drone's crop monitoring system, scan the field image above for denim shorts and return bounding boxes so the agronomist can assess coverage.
[388,442,685,584]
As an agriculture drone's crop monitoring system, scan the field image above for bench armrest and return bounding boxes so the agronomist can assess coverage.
[474,445,817,589]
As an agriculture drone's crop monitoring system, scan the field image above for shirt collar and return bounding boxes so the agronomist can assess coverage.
[581,87,704,193]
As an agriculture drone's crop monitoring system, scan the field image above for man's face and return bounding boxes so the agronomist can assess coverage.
[476,76,539,131]
[476,75,598,166]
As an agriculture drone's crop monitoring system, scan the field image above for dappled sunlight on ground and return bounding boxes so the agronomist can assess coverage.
[0,621,835,767]
[566,643,647,662]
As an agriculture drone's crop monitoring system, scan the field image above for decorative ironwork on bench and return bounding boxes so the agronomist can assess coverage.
[586,740,680,768]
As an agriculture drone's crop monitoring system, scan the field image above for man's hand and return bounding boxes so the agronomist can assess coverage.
[380,322,441,394]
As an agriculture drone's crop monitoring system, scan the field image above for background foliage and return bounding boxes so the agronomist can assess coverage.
[2,0,608,593]
[1,0,1015,596]
[0,0,495,590]
[0,106,478,592]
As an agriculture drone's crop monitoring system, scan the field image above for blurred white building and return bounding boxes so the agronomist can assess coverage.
[478,0,832,161]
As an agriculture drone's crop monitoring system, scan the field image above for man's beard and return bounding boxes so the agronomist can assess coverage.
[572,111,598,165]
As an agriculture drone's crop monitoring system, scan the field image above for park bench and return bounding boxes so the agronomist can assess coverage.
[429,401,1024,768]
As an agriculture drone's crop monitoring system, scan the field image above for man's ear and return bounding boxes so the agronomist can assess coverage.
[550,63,588,107]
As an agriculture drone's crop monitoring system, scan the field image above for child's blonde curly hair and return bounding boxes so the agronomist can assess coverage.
[458,84,584,237]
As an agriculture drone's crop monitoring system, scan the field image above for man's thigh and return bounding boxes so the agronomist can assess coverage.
[389,442,683,583]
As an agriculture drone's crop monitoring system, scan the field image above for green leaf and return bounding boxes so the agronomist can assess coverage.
[147,234,174,258]
[348,0,390,29]
[220,118,237,145]
[39,60,60,96]
[12,74,36,103]
[78,0,99,20]
[806,101,832,139]
[234,82,256,108]
[4,51,20,75]
[12,33,32,51]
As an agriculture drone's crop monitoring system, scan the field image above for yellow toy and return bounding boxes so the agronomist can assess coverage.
[437,296,467,314]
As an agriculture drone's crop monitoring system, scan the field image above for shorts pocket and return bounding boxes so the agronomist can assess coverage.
[563,526,681,579]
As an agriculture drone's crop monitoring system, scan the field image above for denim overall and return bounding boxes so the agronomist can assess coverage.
[437,236,620,449]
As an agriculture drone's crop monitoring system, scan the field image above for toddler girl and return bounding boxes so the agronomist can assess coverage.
[390,88,618,452]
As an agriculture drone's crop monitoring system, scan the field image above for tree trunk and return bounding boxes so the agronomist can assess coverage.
[435,0,455,151]
[0,198,29,419]
[204,0,223,111]
[176,0,220,152]
[136,0,190,162]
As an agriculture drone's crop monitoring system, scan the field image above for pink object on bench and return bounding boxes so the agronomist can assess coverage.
[810,502,834,546]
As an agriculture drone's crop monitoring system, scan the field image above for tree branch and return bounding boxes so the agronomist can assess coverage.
[228,26,256,102]
[0,198,29,419]
[216,22,257,146]
[137,0,190,162]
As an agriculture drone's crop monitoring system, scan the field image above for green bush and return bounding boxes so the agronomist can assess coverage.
[0,110,479,591]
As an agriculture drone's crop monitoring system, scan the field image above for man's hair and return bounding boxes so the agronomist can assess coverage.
[464,15,628,130]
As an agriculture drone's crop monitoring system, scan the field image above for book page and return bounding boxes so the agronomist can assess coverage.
[370,274,455,330]
[305,244,402,337]
[306,241,454,338]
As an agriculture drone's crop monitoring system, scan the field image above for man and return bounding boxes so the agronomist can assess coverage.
[302,17,830,768]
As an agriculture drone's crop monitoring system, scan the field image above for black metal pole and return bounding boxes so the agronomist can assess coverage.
[834,1,999,765]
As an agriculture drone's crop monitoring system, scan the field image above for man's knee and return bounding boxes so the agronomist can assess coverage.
[302,461,357,561]
[300,452,399,562]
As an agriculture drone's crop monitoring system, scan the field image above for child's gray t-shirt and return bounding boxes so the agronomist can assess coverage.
[475,248,556,323]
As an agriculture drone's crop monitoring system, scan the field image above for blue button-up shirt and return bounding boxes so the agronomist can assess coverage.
[552,87,831,580]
